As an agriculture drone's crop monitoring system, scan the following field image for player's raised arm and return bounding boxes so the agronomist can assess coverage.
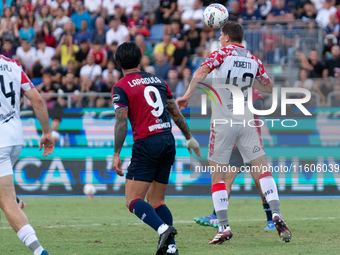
[253,79,273,94]
[113,107,128,176]
[176,65,211,111]
[167,98,201,158]
[253,57,273,94]
[24,88,55,156]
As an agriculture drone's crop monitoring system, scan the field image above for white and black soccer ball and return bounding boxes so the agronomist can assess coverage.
[51,130,60,143]
[83,184,96,196]
[203,3,229,29]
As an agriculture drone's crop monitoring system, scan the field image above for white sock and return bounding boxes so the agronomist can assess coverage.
[157,223,169,235]
[17,224,44,255]
[212,182,229,227]
[259,175,279,202]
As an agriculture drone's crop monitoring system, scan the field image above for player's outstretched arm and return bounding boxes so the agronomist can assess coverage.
[253,80,273,94]
[24,88,55,157]
[113,107,128,176]
[167,99,201,158]
[176,65,210,111]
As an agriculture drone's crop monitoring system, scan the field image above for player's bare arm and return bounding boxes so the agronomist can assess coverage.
[113,107,128,176]
[176,65,211,111]
[24,88,54,157]
[167,98,201,158]
[253,80,273,94]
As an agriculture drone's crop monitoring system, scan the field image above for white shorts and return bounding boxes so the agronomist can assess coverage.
[0,146,22,178]
[208,123,265,165]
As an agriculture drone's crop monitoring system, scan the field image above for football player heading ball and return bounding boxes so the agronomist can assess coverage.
[177,22,292,244]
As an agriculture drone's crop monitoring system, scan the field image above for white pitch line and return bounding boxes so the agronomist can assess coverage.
[0,216,339,230]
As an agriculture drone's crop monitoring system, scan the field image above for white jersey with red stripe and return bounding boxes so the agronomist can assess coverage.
[202,44,270,122]
[0,55,34,148]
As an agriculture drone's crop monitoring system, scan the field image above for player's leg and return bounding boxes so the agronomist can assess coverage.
[149,133,177,255]
[208,163,234,244]
[194,146,240,229]
[17,197,27,210]
[126,178,177,255]
[251,174,275,230]
[250,156,291,242]
[0,197,25,222]
[125,180,170,237]
[125,179,169,232]
[207,125,237,244]
[237,125,291,242]
[0,146,48,255]
[147,181,177,255]
[250,99,275,230]
[194,169,238,229]
[126,134,177,255]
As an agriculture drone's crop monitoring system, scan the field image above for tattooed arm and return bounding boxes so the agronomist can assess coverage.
[167,98,191,140]
[114,108,128,153]
[113,107,128,176]
[167,98,201,157]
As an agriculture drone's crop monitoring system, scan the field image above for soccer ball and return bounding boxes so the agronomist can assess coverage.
[83,184,96,196]
[51,130,60,142]
[203,3,229,29]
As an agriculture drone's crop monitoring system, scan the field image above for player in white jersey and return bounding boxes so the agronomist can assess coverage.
[0,56,54,255]
[177,22,291,244]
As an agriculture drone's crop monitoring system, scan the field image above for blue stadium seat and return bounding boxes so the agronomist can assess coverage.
[147,24,164,42]
[145,41,152,50]
[31,78,42,86]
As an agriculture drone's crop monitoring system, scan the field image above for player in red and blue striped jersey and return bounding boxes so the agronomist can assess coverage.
[112,42,201,255]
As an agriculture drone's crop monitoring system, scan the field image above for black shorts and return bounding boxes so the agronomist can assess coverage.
[126,132,176,184]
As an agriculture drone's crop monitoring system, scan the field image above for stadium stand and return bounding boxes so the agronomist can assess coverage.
[0,0,336,109]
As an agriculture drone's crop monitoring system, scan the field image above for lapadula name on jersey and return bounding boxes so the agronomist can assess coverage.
[127,77,162,87]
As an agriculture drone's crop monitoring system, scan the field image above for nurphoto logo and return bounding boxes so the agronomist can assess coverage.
[199,83,312,128]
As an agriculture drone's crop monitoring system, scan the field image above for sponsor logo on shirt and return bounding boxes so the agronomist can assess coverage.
[148,122,171,132]
[113,94,120,102]
[0,110,15,124]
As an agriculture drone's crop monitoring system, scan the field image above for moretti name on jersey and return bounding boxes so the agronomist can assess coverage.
[127,77,162,87]
[233,60,251,69]
[0,64,13,72]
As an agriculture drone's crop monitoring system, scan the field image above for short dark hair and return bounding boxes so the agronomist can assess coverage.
[222,22,244,43]
[37,38,46,44]
[52,56,59,61]
[52,116,61,122]
[115,42,141,70]
[80,39,88,44]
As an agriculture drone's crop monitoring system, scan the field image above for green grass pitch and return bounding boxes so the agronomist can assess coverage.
[0,198,339,254]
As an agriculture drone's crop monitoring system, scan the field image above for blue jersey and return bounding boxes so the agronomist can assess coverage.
[270,6,291,17]
[240,9,262,21]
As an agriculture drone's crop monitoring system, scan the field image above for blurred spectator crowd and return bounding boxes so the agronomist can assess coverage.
[2,0,340,107]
